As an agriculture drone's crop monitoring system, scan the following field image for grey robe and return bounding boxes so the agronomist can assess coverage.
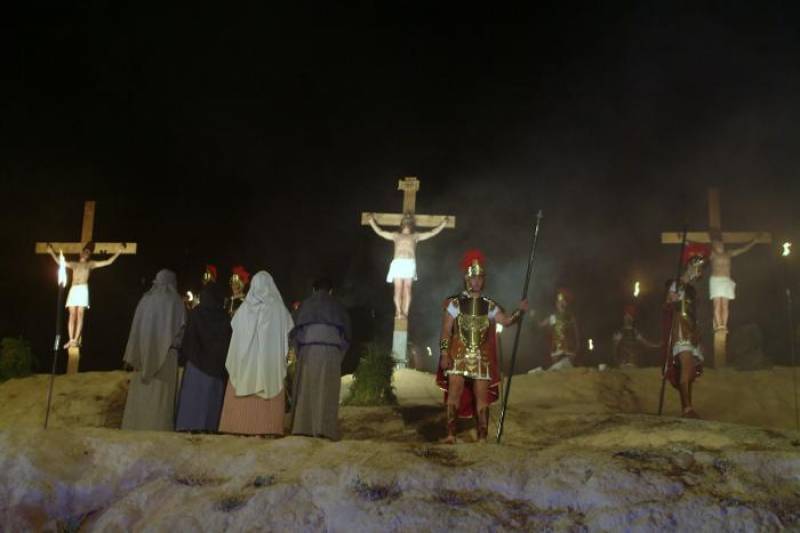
[289,292,350,440]
[121,269,186,431]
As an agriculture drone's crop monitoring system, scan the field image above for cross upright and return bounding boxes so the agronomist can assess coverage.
[661,187,771,367]
[35,200,137,373]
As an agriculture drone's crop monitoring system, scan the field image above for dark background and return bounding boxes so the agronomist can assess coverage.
[1,2,798,374]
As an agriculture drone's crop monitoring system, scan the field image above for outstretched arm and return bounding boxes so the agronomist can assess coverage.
[45,243,73,269]
[495,299,529,327]
[366,214,395,241]
[91,245,126,269]
[45,243,59,264]
[416,217,449,242]
[636,330,661,349]
[730,234,764,258]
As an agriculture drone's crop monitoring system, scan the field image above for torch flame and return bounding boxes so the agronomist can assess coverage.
[783,242,792,257]
[633,281,640,298]
[186,291,194,302]
[58,251,67,287]
[496,323,504,334]
[588,338,594,351]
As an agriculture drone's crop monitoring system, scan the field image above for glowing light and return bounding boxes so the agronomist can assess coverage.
[588,338,594,351]
[186,291,194,302]
[633,281,640,298]
[783,242,792,257]
[426,346,432,357]
[58,251,67,287]
[496,323,504,334]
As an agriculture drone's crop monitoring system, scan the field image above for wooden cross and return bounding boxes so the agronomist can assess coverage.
[361,177,456,366]
[35,200,137,373]
[360,177,456,230]
[661,187,771,366]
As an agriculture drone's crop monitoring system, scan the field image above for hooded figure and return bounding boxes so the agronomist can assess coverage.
[122,269,186,431]
[289,278,351,440]
[175,283,232,431]
[218,271,293,436]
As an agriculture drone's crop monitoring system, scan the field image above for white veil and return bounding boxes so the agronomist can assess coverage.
[225,271,293,399]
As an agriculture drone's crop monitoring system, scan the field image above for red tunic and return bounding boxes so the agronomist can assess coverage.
[435,296,502,419]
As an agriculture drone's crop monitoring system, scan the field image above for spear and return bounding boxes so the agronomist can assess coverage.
[496,210,543,444]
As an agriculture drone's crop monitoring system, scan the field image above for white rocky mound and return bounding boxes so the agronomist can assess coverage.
[0,367,798,531]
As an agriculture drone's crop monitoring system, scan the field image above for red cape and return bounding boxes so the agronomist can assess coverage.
[435,298,502,419]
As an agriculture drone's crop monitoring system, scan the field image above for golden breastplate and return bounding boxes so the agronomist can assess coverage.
[456,296,490,357]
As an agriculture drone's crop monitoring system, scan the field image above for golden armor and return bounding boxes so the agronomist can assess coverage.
[448,295,494,380]
[671,282,699,347]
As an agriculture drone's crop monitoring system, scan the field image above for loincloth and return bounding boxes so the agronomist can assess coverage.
[709,276,736,300]
[386,258,417,282]
[66,284,90,308]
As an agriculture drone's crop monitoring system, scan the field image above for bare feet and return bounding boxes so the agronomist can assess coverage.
[440,435,456,445]
[63,339,74,349]
[682,408,700,419]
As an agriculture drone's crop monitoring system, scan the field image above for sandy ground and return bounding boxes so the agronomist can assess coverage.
[0,367,799,531]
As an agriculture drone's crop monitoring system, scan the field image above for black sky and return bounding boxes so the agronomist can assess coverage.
[2,2,799,372]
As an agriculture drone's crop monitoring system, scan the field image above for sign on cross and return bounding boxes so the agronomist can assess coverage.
[661,187,771,366]
[35,200,137,373]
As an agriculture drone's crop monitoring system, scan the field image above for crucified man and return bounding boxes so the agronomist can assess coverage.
[47,241,125,348]
[708,230,765,331]
[367,213,449,319]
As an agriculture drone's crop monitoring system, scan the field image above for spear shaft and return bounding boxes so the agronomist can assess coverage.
[496,210,543,444]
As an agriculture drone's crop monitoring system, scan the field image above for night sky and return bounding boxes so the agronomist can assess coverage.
[2,3,798,373]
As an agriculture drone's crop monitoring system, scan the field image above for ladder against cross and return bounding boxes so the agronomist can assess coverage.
[35,200,137,373]
[661,187,771,367]
[361,177,456,366]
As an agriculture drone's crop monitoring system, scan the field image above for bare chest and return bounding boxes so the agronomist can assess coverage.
[393,235,418,257]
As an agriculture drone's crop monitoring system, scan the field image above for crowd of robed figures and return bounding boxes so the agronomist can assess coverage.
[120,268,351,440]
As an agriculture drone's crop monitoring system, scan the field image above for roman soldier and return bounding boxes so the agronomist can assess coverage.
[612,304,660,367]
[662,243,709,418]
[203,264,218,286]
[226,265,250,317]
[537,288,580,370]
[436,250,527,443]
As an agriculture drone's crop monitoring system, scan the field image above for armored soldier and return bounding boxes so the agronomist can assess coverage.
[188,265,218,310]
[536,288,580,370]
[202,264,218,286]
[612,304,660,367]
[436,250,527,443]
[226,265,250,317]
[663,243,709,418]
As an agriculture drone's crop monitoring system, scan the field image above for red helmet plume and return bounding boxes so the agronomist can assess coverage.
[461,249,486,276]
[681,243,711,266]
[231,265,250,286]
